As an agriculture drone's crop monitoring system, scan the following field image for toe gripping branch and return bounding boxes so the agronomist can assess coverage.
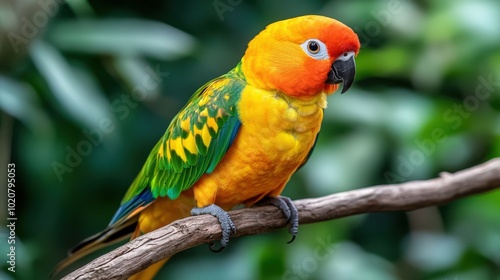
[191,197,298,252]
[191,204,236,252]
[257,196,299,243]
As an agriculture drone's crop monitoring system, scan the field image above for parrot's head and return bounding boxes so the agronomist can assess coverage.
[241,15,360,97]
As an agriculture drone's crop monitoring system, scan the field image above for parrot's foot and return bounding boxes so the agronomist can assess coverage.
[258,196,298,243]
[191,204,236,253]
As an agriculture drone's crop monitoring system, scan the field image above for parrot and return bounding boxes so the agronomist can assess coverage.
[53,14,360,279]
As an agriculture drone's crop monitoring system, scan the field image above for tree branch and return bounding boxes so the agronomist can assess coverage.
[62,158,500,280]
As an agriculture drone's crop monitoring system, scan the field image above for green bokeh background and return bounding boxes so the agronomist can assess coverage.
[1,0,500,279]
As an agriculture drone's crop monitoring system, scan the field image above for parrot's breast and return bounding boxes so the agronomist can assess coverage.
[192,86,327,209]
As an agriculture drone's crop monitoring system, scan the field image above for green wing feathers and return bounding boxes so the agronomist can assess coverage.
[122,70,245,207]
[53,66,247,279]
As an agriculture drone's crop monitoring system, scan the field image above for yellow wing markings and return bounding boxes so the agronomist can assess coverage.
[170,137,187,162]
[216,108,224,119]
[182,133,198,154]
[156,76,240,168]
[166,139,172,162]
[159,122,220,163]
[158,142,165,158]
[199,108,209,117]
[200,125,211,147]
[192,125,211,148]
[180,116,191,133]
[207,117,218,133]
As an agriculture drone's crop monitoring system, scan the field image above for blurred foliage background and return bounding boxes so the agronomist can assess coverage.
[1,0,499,279]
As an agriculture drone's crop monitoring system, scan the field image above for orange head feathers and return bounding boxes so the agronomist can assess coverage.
[241,15,360,97]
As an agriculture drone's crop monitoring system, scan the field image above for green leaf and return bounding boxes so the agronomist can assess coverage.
[0,75,53,135]
[30,40,114,130]
[47,19,196,60]
[110,57,161,100]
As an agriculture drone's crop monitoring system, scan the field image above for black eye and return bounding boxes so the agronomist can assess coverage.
[307,41,320,54]
[343,52,348,57]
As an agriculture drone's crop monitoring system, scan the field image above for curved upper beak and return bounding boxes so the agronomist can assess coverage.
[326,55,356,94]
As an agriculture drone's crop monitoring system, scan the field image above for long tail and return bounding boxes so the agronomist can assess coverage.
[51,215,139,277]
[53,194,195,279]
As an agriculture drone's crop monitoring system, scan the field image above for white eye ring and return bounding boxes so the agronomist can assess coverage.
[336,51,355,62]
[300,39,329,60]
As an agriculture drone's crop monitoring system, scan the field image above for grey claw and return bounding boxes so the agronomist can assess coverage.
[191,204,236,252]
[258,196,299,243]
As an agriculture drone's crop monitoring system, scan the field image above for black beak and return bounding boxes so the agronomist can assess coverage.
[326,56,356,94]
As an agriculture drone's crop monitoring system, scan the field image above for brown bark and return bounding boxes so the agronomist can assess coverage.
[62,158,500,280]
